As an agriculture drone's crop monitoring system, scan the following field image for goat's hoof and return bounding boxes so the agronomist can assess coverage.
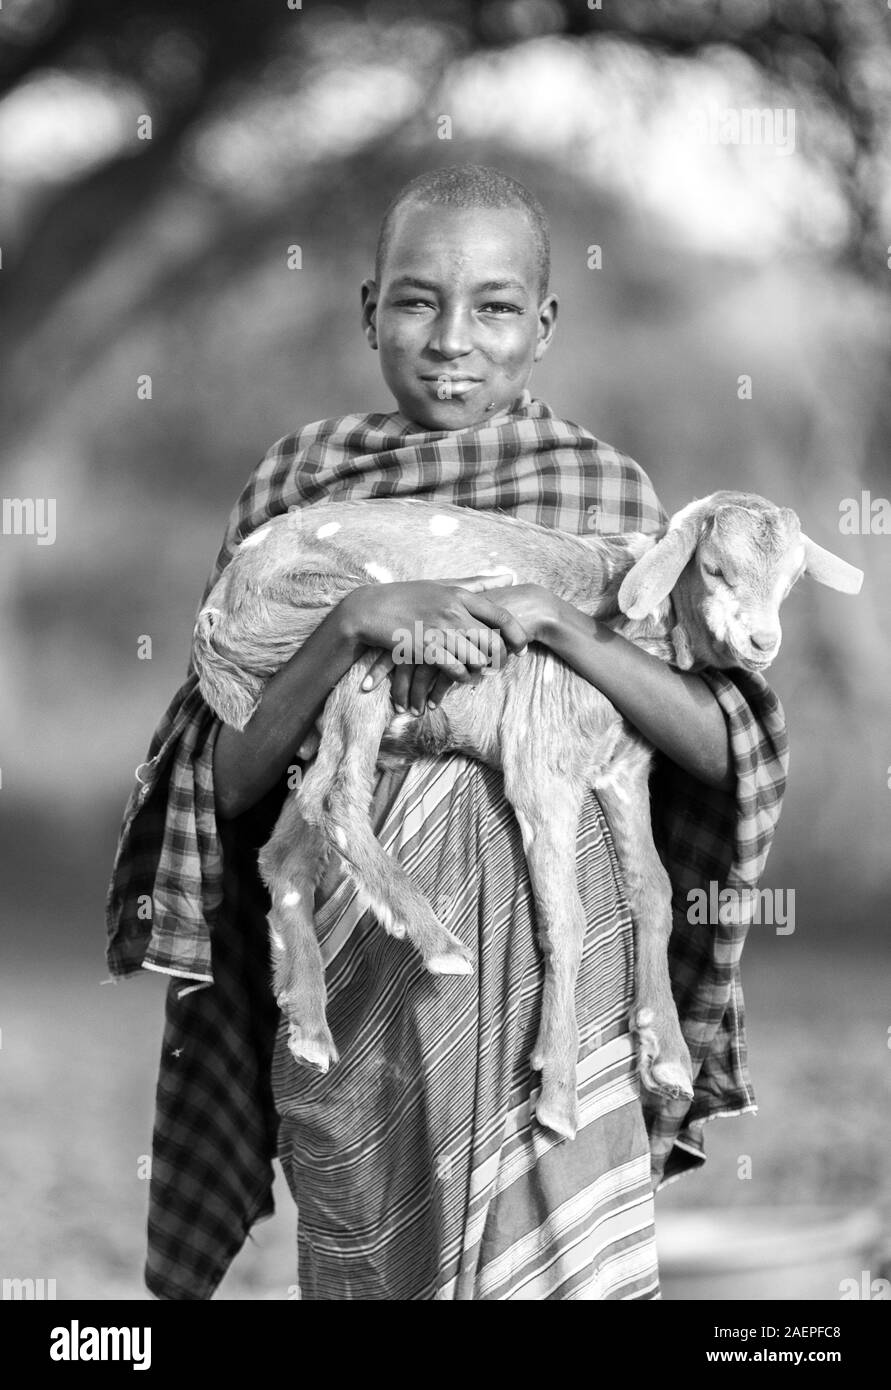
[425,952,473,976]
[286,1023,339,1072]
[535,1093,578,1142]
[646,1058,694,1102]
[632,1006,694,1103]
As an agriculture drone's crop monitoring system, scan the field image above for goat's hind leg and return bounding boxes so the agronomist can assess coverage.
[258,795,338,1070]
[505,768,587,1141]
[594,756,693,1102]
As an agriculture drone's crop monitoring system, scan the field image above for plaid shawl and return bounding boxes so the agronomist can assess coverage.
[106,391,788,1297]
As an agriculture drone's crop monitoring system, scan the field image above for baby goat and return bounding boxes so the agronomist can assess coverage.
[194,493,862,1140]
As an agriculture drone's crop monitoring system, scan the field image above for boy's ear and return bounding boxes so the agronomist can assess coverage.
[533,293,558,362]
[361,280,379,350]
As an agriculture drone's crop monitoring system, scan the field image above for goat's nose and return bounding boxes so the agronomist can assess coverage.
[750,630,779,653]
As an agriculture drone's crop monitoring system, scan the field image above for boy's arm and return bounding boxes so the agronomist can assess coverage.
[212,603,364,820]
[541,601,734,791]
[467,584,734,792]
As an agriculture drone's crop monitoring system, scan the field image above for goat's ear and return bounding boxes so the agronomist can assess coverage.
[800,536,864,594]
[618,500,710,619]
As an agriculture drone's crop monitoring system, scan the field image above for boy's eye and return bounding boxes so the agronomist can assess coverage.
[480,302,522,315]
[395,299,434,310]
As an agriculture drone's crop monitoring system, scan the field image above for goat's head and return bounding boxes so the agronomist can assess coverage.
[618,491,864,673]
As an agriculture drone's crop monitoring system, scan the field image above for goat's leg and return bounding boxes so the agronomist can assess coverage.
[300,665,473,974]
[503,766,587,1141]
[258,794,338,1070]
[593,754,694,1102]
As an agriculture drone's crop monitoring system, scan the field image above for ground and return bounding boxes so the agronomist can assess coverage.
[1,935,888,1300]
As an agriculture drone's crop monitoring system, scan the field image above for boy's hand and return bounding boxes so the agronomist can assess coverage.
[375,582,564,714]
[341,574,529,716]
[474,583,564,646]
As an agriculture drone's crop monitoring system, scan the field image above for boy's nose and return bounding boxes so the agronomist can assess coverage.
[429,309,473,358]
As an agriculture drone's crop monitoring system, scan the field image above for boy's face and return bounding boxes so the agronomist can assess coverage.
[361,203,558,431]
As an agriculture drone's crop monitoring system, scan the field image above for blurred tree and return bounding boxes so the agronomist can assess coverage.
[0,0,888,348]
[1,0,888,937]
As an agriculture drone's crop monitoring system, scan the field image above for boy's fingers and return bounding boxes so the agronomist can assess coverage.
[462,593,529,654]
[425,671,455,709]
[297,716,323,760]
[397,653,476,713]
[297,727,320,760]
[389,662,413,712]
[362,651,395,690]
[412,664,476,713]
[439,570,516,593]
[446,632,490,670]
[470,628,507,668]
[408,666,438,714]
[363,635,486,695]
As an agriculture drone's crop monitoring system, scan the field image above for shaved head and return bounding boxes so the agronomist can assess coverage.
[375,164,551,297]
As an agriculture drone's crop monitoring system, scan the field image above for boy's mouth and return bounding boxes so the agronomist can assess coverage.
[419,374,483,399]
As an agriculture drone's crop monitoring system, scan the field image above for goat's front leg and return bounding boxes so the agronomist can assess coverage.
[593,749,694,1103]
[300,663,472,974]
[258,794,338,1070]
[504,764,588,1141]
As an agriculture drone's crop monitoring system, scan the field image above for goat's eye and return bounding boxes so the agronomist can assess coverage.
[704,564,725,581]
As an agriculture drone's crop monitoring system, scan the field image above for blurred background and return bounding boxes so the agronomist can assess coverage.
[1,0,889,1300]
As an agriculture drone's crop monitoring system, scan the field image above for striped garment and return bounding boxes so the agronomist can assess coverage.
[105,392,789,1299]
[275,757,657,1300]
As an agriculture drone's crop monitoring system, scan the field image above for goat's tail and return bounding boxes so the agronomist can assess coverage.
[193,605,268,730]
[192,550,373,730]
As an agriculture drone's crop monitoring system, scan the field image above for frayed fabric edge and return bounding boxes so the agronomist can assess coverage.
[141,960,213,998]
[657,1101,759,1191]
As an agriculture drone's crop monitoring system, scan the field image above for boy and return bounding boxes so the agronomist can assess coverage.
[107,166,787,1300]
